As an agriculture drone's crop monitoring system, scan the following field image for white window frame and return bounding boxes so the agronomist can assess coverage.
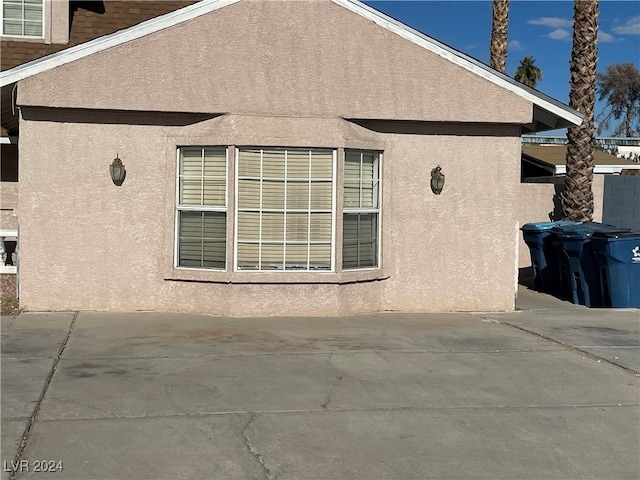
[174,147,228,271]
[0,0,44,38]
[342,150,382,270]
[233,147,337,273]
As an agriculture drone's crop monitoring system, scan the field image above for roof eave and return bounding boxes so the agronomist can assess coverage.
[332,0,583,132]
[1,0,584,134]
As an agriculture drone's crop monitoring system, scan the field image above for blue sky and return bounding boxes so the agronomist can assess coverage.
[362,1,640,136]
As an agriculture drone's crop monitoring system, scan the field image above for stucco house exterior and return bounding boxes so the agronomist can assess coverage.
[0,0,583,316]
[1,0,197,297]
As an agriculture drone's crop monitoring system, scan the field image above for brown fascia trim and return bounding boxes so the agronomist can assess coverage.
[19,106,225,126]
[345,118,521,137]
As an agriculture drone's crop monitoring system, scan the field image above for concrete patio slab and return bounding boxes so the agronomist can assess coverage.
[1,358,54,420]
[582,347,640,372]
[245,406,639,480]
[327,349,639,409]
[38,354,337,420]
[515,285,580,311]
[0,316,16,330]
[15,414,264,480]
[62,311,562,359]
[1,420,26,480]
[482,307,640,373]
[1,312,74,359]
[6,313,75,331]
[1,292,639,480]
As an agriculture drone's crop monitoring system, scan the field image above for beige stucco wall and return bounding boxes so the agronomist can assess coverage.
[17,112,521,314]
[15,0,533,315]
[19,0,532,124]
[517,176,604,269]
[378,124,521,311]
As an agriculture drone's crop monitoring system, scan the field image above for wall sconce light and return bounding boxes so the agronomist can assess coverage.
[430,165,445,195]
[110,155,126,185]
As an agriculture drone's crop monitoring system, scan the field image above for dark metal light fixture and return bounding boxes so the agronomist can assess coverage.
[430,165,445,195]
[110,155,126,185]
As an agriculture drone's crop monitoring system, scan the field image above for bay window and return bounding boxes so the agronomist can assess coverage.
[174,146,381,275]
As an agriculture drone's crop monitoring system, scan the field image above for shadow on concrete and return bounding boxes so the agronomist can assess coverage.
[518,267,535,289]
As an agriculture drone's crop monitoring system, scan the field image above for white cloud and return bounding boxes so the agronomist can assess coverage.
[528,17,572,29]
[612,16,640,35]
[547,29,571,41]
[509,40,524,51]
[598,31,617,43]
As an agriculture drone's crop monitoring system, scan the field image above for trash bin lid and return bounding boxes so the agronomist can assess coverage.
[550,222,630,239]
[592,230,640,239]
[521,221,581,232]
[550,223,592,237]
[582,222,629,232]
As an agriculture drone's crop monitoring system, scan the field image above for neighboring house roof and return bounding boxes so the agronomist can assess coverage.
[1,0,582,133]
[522,135,640,148]
[1,0,198,135]
[0,1,199,71]
[522,145,640,175]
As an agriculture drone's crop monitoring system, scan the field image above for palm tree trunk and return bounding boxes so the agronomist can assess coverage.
[562,0,599,222]
[490,0,509,73]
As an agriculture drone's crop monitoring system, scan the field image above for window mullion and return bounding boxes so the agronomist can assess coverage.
[200,148,205,206]
[356,213,361,268]
[359,153,363,208]
[283,150,288,271]
[307,150,312,270]
[200,211,205,268]
[258,149,264,270]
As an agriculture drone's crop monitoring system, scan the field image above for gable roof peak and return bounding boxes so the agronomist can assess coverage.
[0,0,581,132]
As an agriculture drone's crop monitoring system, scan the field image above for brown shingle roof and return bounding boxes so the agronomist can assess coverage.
[1,1,198,71]
[522,145,639,167]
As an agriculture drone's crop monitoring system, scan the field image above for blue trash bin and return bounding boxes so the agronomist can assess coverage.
[550,223,630,307]
[590,231,640,308]
[521,221,581,294]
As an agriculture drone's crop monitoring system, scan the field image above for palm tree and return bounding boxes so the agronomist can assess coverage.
[489,0,509,73]
[514,56,542,88]
[562,0,599,222]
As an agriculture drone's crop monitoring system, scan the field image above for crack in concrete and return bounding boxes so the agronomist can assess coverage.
[61,399,118,419]
[9,311,79,480]
[501,321,640,375]
[321,355,344,410]
[241,412,276,480]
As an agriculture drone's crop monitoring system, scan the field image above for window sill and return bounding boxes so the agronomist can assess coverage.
[1,35,46,43]
[164,267,388,285]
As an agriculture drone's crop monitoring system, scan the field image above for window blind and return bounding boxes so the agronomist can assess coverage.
[343,151,380,269]
[2,0,42,36]
[177,147,226,269]
[237,148,334,271]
